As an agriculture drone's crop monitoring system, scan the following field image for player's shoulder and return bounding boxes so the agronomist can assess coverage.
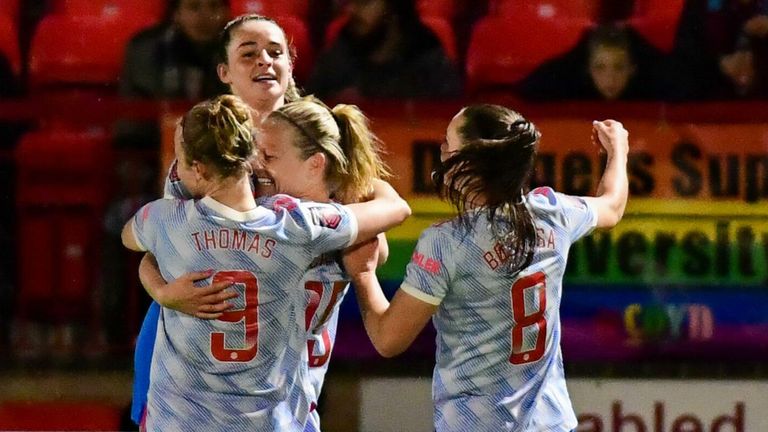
[137,197,188,223]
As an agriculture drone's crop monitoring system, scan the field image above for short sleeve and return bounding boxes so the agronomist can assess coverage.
[400,226,452,306]
[556,191,598,242]
[260,195,359,255]
[131,199,177,253]
[162,159,192,200]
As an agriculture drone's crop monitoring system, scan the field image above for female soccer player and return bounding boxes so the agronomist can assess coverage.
[344,105,629,431]
[129,14,304,425]
[122,94,409,430]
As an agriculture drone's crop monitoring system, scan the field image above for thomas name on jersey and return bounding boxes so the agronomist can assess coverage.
[190,228,276,258]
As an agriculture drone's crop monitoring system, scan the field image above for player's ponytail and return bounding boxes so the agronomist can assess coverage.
[268,97,389,203]
[433,104,539,274]
[331,104,390,203]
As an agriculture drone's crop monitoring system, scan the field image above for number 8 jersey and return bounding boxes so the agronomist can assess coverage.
[400,187,597,432]
[130,194,357,432]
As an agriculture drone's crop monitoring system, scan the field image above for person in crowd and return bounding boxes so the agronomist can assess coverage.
[121,94,410,430]
[306,0,462,100]
[520,24,676,101]
[342,105,629,431]
[116,0,231,149]
[670,0,768,98]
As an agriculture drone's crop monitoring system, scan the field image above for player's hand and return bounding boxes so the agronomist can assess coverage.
[343,237,380,277]
[591,120,628,157]
[155,270,237,320]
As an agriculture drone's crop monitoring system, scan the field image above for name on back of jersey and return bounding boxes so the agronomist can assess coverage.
[483,226,556,270]
[190,228,276,258]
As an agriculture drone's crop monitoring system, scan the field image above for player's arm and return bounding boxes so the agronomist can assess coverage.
[139,253,236,320]
[375,233,389,267]
[583,120,629,228]
[122,219,142,251]
[344,238,436,358]
[344,179,411,244]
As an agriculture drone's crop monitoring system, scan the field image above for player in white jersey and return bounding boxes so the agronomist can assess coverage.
[122,95,410,431]
[344,104,629,431]
[129,14,306,426]
[142,96,392,431]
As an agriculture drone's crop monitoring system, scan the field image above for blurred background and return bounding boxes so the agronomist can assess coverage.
[1,0,767,430]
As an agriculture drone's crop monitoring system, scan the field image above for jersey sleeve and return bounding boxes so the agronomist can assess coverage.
[528,187,598,242]
[261,194,359,256]
[400,226,452,306]
[131,199,178,252]
[555,191,598,242]
[162,159,192,200]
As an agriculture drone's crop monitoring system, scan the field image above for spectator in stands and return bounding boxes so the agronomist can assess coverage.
[306,0,462,100]
[519,24,676,101]
[671,0,768,99]
[116,0,230,149]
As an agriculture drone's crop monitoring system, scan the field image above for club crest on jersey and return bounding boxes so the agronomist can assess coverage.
[532,186,557,205]
[272,195,299,211]
[310,207,342,229]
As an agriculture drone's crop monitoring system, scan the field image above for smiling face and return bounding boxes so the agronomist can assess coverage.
[218,19,292,113]
[255,119,320,199]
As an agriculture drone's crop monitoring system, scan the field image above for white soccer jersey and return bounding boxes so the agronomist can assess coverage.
[162,159,191,199]
[131,194,358,431]
[401,187,597,432]
[300,254,350,432]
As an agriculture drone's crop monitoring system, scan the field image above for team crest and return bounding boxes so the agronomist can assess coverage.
[310,207,342,229]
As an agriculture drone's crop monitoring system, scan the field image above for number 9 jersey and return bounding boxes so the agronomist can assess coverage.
[130,194,358,431]
[400,187,597,432]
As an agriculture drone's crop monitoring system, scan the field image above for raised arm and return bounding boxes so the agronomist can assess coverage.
[344,179,411,244]
[583,120,629,229]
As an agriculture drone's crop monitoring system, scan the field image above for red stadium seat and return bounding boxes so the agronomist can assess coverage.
[418,0,456,19]
[0,13,20,75]
[28,14,152,90]
[627,0,685,53]
[0,0,19,21]
[421,16,458,62]
[49,0,165,20]
[465,13,591,93]
[274,15,313,83]
[15,126,113,322]
[230,0,309,19]
[493,0,600,21]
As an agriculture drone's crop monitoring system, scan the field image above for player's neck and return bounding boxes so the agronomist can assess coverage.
[206,175,257,212]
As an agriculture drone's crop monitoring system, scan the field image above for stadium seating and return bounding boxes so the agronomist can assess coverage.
[0,0,19,21]
[230,0,310,19]
[324,14,458,63]
[273,15,313,83]
[492,0,600,21]
[49,0,166,20]
[466,11,592,93]
[0,13,20,75]
[27,14,152,91]
[417,0,456,19]
[14,126,113,322]
[627,0,686,53]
